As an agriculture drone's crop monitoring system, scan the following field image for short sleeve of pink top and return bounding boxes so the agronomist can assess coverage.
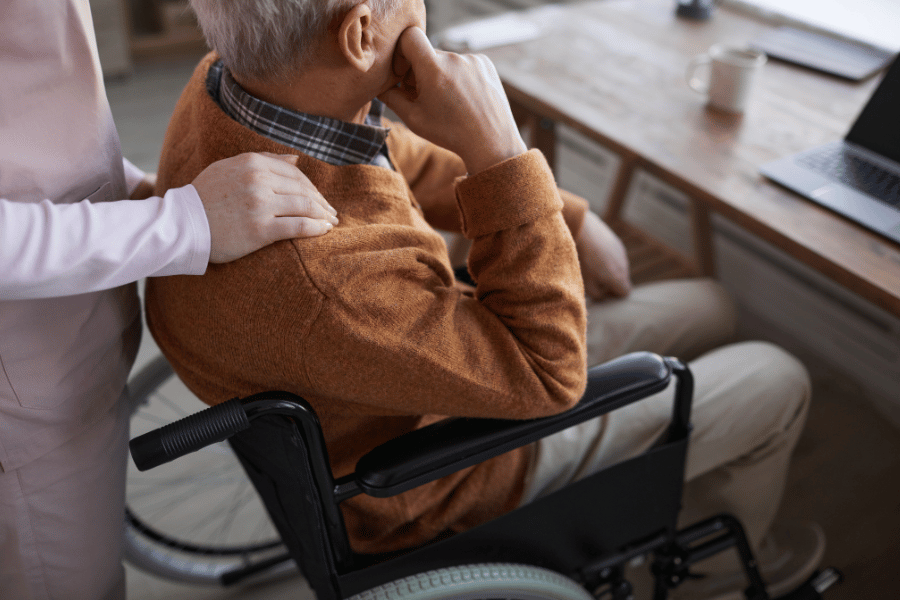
[0,0,209,471]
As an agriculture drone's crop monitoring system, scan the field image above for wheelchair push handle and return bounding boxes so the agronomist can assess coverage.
[129,398,250,471]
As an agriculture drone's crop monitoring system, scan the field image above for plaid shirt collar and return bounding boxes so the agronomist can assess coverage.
[207,60,392,168]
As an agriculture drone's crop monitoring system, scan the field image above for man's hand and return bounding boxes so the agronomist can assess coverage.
[379,27,527,175]
[575,211,632,300]
[191,152,338,264]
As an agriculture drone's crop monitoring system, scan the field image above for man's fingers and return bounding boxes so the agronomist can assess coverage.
[598,269,631,298]
[382,27,435,112]
[378,87,415,115]
[395,26,436,75]
[263,217,335,241]
[584,278,607,302]
[609,276,632,297]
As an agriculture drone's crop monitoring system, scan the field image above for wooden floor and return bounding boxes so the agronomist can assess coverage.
[776,354,900,599]
[110,58,900,600]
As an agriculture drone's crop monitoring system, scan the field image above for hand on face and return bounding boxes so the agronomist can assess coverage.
[379,27,527,175]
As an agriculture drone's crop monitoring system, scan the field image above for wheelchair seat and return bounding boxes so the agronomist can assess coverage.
[129,352,840,600]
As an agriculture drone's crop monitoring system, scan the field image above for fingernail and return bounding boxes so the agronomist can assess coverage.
[328,213,339,225]
[321,195,337,215]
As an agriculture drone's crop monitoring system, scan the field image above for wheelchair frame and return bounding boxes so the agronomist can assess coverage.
[129,352,840,600]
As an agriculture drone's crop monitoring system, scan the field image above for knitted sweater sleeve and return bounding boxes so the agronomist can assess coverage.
[389,123,590,238]
[297,150,588,420]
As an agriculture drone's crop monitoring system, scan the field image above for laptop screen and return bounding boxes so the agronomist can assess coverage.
[846,55,900,163]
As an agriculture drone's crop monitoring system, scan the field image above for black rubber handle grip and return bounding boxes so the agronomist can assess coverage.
[129,398,250,471]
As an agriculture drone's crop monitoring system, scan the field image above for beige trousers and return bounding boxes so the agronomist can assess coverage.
[520,278,811,557]
[0,395,129,600]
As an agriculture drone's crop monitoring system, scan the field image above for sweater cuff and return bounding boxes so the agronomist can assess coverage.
[455,150,563,239]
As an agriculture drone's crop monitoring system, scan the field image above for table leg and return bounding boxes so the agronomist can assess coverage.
[689,199,717,278]
[603,155,638,223]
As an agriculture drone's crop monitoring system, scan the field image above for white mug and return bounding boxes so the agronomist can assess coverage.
[687,44,767,113]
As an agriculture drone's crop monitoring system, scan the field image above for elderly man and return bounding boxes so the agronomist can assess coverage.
[146,1,823,597]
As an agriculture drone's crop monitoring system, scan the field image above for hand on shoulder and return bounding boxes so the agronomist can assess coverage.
[191,152,339,263]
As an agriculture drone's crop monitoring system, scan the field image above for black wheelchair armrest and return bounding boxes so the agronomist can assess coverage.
[350,351,672,499]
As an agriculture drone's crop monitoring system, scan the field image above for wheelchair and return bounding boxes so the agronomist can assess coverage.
[126,351,842,599]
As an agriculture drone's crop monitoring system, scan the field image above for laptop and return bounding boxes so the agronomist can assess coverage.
[750,27,895,82]
[760,55,900,245]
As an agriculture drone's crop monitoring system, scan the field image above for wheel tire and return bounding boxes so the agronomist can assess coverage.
[123,354,295,585]
[347,563,593,600]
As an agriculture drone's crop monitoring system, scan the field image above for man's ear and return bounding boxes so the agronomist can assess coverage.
[338,4,376,72]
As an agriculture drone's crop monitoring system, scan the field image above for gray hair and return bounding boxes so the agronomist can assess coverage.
[190,0,397,82]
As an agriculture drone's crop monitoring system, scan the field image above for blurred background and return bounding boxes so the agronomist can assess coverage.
[93,0,204,79]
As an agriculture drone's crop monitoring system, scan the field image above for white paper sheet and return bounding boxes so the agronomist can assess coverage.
[437,12,544,52]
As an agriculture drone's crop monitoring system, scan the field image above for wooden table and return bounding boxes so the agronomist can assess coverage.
[477,0,900,316]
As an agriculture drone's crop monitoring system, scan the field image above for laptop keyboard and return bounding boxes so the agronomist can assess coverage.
[799,146,900,207]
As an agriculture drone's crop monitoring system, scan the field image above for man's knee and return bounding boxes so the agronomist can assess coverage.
[686,340,811,478]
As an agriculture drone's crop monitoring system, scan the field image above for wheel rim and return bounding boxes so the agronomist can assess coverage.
[124,356,293,584]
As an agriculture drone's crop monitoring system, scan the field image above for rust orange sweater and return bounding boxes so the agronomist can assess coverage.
[146,54,588,553]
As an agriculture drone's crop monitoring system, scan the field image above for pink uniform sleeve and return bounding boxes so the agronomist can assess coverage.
[0,184,210,300]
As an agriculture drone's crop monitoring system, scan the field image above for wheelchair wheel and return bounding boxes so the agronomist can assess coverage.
[124,354,295,585]
[348,563,594,600]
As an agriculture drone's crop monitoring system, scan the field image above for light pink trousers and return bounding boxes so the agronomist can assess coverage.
[0,395,129,600]
[521,278,811,560]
